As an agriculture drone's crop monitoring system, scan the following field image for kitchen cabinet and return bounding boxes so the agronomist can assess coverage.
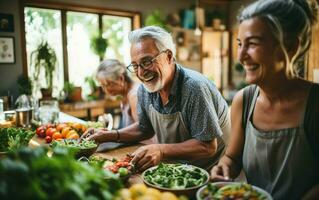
[172,27,230,92]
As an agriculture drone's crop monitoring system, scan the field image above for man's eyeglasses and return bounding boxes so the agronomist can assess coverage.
[127,50,168,73]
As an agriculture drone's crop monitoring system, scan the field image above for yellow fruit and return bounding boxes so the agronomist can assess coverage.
[118,188,132,200]
[67,133,79,139]
[129,184,147,198]
[66,130,77,138]
[144,188,161,200]
[61,127,71,138]
[136,194,156,200]
[160,192,178,200]
[72,122,83,131]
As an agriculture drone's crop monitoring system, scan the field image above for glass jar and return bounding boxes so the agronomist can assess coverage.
[38,100,59,124]
[0,99,4,122]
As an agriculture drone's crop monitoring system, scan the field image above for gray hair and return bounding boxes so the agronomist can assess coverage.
[238,0,318,78]
[96,59,132,82]
[128,26,176,59]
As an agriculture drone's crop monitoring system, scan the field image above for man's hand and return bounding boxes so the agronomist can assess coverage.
[131,144,163,172]
[210,163,232,182]
[81,128,109,143]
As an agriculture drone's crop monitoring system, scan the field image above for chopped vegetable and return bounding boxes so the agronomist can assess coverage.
[51,139,97,149]
[200,183,269,200]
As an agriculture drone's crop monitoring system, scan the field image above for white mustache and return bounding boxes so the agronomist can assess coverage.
[140,72,157,81]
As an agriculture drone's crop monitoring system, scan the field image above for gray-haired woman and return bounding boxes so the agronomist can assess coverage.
[96,59,139,128]
[211,0,319,199]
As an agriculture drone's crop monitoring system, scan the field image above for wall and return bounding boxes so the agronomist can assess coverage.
[0,0,194,100]
[0,0,22,100]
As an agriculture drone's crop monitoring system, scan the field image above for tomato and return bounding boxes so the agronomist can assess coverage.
[46,128,57,137]
[36,126,46,138]
[52,132,62,140]
[46,124,55,129]
[45,136,52,143]
[56,123,68,131]
[106,165,119,173]
[115,161,130,168]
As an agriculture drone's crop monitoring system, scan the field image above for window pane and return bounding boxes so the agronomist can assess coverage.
[24,7,63,99]
[67,11,99,88]
[102,15,132,64]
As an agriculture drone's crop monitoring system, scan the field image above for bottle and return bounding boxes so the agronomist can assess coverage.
[0,99,4,122]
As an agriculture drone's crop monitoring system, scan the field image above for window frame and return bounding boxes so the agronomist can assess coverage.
[20,0,141,82]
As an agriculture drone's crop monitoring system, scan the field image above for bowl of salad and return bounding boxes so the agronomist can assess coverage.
[142,163,209,197]
[196,182,273,200]
[51,139,97,158]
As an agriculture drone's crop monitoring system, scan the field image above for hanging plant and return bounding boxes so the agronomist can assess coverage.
[90,34,108,59]
[30,41,57,91]
[145,10,170,31]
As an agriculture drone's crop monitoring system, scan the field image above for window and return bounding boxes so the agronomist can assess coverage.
[23,3,140,99]
[66,12,99,87]
[24,7,63,98]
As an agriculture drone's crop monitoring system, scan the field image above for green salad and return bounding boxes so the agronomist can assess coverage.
[143,163,208,189]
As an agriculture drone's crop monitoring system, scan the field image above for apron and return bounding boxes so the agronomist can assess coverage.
[148,68,225,170]
[242,88,319,200]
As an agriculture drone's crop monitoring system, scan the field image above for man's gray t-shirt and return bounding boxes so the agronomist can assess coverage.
[137,64,229,142]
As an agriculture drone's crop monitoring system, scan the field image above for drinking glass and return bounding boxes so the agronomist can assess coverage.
[39,100,59,124]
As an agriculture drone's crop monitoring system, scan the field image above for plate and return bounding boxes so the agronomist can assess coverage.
[196,182,273,200]
[142,163,209,197]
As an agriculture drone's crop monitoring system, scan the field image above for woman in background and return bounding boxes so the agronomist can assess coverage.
[96,59,139,128]
[210,0,319,199]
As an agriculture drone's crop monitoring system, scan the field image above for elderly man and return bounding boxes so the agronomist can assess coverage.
[85,26,230,171]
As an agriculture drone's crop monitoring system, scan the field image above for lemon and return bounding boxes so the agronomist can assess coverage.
[118,188,132,200]
[144,188,161,200]
[129,184,147,198]
[160,192,178,200]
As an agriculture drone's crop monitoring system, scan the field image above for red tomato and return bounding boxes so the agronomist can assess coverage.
[115,161,130,168]
[45,136,52,143]
[46,128,57,137]
[36,126,46,138]
[46,124,55,128]
[105,165,119,173]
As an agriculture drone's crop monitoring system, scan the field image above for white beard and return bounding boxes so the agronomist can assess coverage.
[143,79,163,93]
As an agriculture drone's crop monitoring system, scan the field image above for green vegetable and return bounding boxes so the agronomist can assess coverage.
[0,146,122,199]
[51,139,97,150]
[118,167,128,177]
[0,128,35,152]
[143,163,208,189]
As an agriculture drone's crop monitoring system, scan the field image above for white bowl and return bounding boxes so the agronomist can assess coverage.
[196,182,273,200]
[142,163,209,197]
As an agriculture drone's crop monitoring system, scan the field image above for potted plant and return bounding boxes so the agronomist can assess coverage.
[84,76,101,101]
[62,81,82,102]
[90,34,108,60]
[17,75,32,95]
[30,41,57,99]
